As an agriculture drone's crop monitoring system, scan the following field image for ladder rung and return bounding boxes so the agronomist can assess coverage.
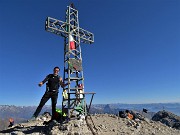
[64,69,81,74]
[65,77,83,81]
[64,88,83,90]
[63,98,83,101]
[63,107,76,110]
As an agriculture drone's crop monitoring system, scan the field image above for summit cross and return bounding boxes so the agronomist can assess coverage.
[45,3,94,118]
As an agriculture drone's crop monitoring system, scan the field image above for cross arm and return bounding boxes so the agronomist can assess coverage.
[45,17,94,44]
[45,17,68,37]
[76,27,94,44]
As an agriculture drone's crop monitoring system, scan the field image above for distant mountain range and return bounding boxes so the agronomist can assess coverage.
[90,103,180,116]
[0,103,179,130]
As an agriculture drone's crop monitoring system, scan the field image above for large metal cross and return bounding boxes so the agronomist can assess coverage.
[45,4,94,118]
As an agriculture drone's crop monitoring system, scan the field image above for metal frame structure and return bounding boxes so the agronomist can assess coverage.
[45,4,94,118]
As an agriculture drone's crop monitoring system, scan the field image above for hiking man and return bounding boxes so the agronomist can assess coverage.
[32,66,67,120]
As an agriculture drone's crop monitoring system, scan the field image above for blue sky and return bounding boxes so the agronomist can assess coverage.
[0,0,180,106]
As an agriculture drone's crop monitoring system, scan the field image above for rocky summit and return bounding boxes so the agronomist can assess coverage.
[152,110,180,130]
[0,112,180,135]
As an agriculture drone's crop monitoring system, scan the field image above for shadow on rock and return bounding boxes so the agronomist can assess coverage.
[0,125,48,134]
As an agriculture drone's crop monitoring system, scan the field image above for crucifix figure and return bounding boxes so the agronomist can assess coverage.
[45,3,94,119]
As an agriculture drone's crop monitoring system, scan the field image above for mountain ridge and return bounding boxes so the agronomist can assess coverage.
[1,112,180,135]
[0,103,179,130]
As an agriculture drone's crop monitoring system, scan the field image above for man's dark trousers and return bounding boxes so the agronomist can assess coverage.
[33,91,58,120]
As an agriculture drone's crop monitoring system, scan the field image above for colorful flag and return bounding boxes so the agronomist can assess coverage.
[69,35,76,50]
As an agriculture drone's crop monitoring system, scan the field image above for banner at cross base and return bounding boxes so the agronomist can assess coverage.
[68,58,82,71]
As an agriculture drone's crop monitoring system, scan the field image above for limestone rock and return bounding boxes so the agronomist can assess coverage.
[152,110,180,130]
[0,113,180,135]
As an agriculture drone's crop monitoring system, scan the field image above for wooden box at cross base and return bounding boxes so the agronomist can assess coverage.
[45,3,95,119]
